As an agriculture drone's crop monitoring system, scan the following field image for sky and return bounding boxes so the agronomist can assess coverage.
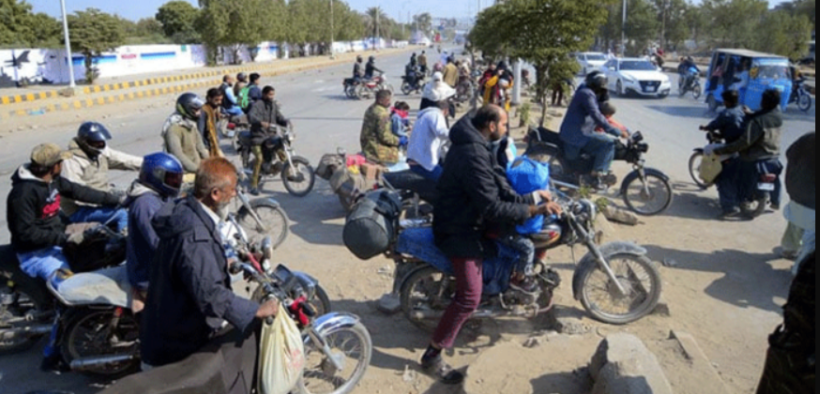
[30,0,791,22]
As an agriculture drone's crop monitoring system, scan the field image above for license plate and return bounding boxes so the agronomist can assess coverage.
[757,183,775,191]
[645,86,657,93]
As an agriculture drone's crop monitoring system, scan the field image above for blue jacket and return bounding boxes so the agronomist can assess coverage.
[125,183,167,290]
[559,86,620,148]
[140,195,259,367]
[704,106,746,143]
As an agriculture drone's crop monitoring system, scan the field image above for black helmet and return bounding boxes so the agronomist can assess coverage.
[356,55,363,62]
[368,56,375,62]
[585,70,608,92]
[176,93,204,121]
[77,122,112,156]
[237,72,248,83]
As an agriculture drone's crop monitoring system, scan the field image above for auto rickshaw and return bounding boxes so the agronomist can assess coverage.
[704,49,793,112]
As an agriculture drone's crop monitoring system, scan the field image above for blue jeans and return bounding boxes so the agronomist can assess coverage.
[69,206,128,233]
[497,235,535,276]
[409,163,444,182]
[572,133,615,174]
[716,158,741,212]
[16,246,70,360]
[718,158,782,212]
[224,106,243,117]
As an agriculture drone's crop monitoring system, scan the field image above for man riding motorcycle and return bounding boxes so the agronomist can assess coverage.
[559,71,629,189]
[164,93,210,176]
[709,88,784,219]
[125,152,184,310]
[353,55,365,84]
[678,56,700,92]
[7,143,122,371]
[407,84,456,182]
[247,85,293,195]
[61,122,143,233]
[365,56,383,80]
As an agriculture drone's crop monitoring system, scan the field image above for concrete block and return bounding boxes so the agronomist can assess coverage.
[589,333,673,394]
[669,330,731,394]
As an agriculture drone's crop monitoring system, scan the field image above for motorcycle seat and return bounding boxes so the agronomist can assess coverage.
[382,170,439,205]
[51,265,133,309]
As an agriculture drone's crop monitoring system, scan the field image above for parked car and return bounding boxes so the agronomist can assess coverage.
[573,52,608,76]
[601,58,672,98]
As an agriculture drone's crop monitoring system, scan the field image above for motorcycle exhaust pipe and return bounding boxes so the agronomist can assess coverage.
[0,324,53,340]
[410,309,497,321]
[70,353,137,371]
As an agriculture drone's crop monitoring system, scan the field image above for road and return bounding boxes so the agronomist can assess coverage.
[0,49,815,394]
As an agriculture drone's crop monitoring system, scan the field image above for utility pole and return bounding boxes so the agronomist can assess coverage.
[376,5,381,51]
[330,0,335,59]
[60,0,76,88]
[660,0,667,51]
[621,0,627,57]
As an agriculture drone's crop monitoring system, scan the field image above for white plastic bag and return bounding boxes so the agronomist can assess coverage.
[258,311,306,394]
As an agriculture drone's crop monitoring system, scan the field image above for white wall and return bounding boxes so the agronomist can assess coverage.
[0,40,399,87]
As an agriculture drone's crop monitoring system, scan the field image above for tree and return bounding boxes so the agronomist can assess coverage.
[701,0,768,48]
[365,7,392,39]
[156,0,201,43]
[756,11,813,60]
[413,13,433,35]
[135,18,164,37]
[0,0,61,47]
[471,0,607,126]
[29,13,62,48]
[67,8,125,84]
[654,0,691,50]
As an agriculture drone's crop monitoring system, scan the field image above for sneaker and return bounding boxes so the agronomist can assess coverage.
[720,207,742,219]
[249,188,261,196]
[420,355,465,385]
[780,250,799,260]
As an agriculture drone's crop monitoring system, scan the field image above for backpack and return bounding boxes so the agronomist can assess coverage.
[238,86,252,111]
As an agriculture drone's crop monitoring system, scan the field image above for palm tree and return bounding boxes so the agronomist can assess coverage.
[365,6,391,38]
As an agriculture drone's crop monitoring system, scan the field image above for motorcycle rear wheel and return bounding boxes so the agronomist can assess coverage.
[576,253,662,325]
[688,152,714,190]
[298,321,372,394]
[401,82,413,96]
[61,308,140,377]
[400,266,453,333]
[740,196,769,219]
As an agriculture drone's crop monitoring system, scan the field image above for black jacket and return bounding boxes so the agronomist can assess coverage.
[433,115,535,259]
[365,61,381,78]
[786,132,815,210]
[141,196,259,367]
[353,62,363,78]
[248,99,288,145]
[6,165,119,253]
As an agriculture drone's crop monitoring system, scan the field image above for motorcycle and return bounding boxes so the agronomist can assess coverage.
[236,124,317,197]
[391,198,662,328]
[688,130,781,219]
[343,77,359,99]
[0,225,126,356]
[102,223,369,394]
[788,78,813,112]
[454,74,477,104]
[678,69,702,99]
[355,74,394,100]
[525,128,674,216]
[401,73,425,95]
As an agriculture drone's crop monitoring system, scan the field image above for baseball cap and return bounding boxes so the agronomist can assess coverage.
[31,143,72,167]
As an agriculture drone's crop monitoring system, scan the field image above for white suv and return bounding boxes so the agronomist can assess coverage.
[574,52,608,76]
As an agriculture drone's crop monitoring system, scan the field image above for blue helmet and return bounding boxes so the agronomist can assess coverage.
[139,153,184,198]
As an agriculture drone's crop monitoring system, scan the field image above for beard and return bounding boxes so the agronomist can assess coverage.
[216,199,232,221]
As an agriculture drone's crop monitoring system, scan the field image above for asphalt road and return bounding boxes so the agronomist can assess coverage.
[0,49,815,393]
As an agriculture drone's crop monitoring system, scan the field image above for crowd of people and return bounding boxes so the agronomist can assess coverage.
[2,48,813,393]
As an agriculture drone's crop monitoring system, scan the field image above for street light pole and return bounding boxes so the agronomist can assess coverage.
[330,0,335,59]
[60,0,76,88]
[621,0,627,57]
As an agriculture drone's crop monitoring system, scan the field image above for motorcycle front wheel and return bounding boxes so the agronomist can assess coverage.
[282,157,316,197]
[401,82,413,96]
[61,308,140,377]
[692,83,702,100]
[237,199,290,249]
[621,171,673,216]
[798,93,812,112]
[688,151,714,190]
[298,321,372,394]
[576,253,662,325]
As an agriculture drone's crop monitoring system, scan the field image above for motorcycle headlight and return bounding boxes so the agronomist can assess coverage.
[574,199,598,222]
[286,133,295,144]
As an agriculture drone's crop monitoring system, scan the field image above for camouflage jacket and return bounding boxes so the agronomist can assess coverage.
[360,103,400,164]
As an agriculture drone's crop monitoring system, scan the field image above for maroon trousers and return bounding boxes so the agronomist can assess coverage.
[431,258,483,349]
